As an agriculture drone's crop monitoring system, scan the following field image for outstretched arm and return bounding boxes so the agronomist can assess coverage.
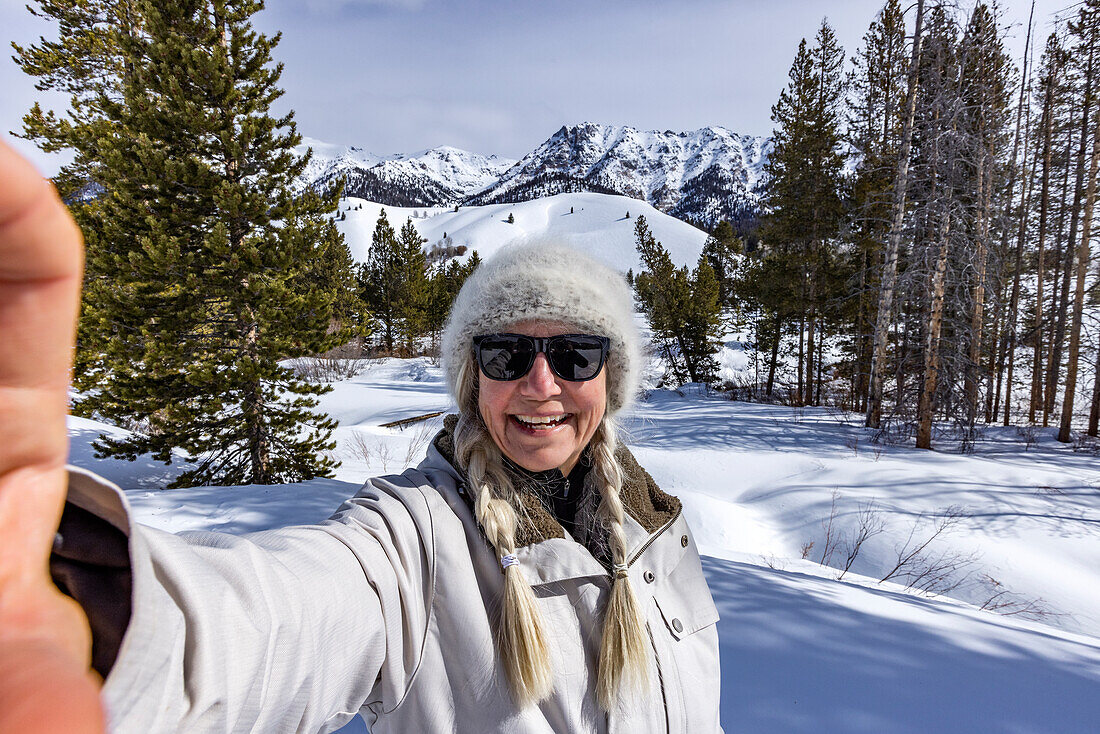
[0,138,105,732]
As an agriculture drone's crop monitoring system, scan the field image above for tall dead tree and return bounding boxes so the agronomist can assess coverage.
[1028,34,1065,424]
[1058,2,1100,443]
[997,1,1036,425]
[867,0,926,429]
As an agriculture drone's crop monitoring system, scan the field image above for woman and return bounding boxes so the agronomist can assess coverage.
[0,139,721,733]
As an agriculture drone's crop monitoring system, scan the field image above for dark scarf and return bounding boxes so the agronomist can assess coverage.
[432,415,681,559]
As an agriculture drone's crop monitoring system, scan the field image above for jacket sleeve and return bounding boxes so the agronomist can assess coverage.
[64,466,436,734]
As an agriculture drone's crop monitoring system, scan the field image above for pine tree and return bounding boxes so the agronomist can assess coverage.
[760,20,848,405]
[633,216,722,384]
[12,0,140,198]
[701,220,742,308]
[361,209,401,353]
[65,0,349,486]
[396,218,429,351]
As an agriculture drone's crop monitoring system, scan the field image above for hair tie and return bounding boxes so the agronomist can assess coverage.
[612,563,629,579]
[500,553,519,571]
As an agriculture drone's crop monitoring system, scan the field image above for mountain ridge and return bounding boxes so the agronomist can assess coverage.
[297,122,770,227]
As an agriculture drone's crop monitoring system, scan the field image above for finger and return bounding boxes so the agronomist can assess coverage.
[0,137,84,390]
[0,139,81,579]
[0,640,106,734]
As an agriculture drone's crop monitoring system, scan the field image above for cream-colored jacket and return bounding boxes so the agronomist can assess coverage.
[66,437,722,733]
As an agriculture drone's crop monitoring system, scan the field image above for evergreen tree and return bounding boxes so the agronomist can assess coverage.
[66,0,349,486]
[12,0,139,198]
[632,216,722,384]
[701,219,743,308]
[361,209,401,353]
[396,217,430,351]
[760,20,848,405]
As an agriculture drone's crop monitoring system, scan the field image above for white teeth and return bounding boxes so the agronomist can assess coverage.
[514,414,569,428]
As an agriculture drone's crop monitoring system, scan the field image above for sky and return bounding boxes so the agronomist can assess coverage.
[0,0,1079,175]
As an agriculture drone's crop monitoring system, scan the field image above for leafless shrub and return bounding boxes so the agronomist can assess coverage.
[837,501,886,580]
[871,420,913,446]
[400,418,441,468]
[346,430,394,472]
[818,490,841,566]
[879,506,975,595]
[844,435,860,456]
[1071,431,1100,454]
[799,540,815,560]
[1015,424,1039,451]
[760,554,788,571]
[291,355,367,382]
[977,574,1061,622]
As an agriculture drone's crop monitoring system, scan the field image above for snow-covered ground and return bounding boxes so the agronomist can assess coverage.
[69,356,1100,733]
[334,191,710,273]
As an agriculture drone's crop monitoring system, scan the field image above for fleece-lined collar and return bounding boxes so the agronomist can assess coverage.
[431,414,681,553]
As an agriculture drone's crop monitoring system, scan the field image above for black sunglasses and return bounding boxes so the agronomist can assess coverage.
[473,333,611,382]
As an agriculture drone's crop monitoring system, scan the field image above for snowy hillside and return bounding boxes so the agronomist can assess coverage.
[68,357,1100,733]
[334,191,710,273]
[466,123,770,225]
[296,136,515,207]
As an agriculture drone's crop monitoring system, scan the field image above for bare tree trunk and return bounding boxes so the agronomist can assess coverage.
[1030,41,1057,423]
[1088,332,1100,433]
[918,207,952,449]
[797,311,805,405]
[996,1,1036,426]
[766,315,781,397]
[1059,44,1100,443]
[867,0,926,428]
[815,322,825,405]
[1045,99,1082,423]
[965,148,991,433]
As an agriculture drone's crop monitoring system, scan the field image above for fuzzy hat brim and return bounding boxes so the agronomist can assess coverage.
[441,240,640,416]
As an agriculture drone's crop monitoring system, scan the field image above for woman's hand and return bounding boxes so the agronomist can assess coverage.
[0,137,106,733]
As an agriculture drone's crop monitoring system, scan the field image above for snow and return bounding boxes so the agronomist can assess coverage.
[477,122,769,211]
[335,191,710,273]
[69,355,1100,733]
[295,136,514,200]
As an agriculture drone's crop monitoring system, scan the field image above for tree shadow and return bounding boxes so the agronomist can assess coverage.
[705,556,1100,734]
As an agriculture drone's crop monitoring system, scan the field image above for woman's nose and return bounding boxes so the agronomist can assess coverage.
[520,353,562,398]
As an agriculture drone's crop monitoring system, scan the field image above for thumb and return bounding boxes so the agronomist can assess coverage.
[0,640,106,734]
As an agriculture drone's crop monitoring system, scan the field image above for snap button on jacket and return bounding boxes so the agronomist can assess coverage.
[64,438,722,733]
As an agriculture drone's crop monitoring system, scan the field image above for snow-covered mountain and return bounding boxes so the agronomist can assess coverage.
[296,137,515,208]
[465,123,770,227]
[335,192,708,274]
[297,123,771,227]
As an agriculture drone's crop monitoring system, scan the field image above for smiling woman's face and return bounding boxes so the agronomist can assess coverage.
[477,320,607,474]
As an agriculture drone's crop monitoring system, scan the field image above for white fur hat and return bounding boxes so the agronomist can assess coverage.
[441,241,640,415]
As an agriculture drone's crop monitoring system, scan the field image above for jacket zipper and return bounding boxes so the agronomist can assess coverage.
[625,505,683,569]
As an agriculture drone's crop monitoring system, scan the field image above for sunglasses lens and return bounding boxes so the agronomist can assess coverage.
[477,335,535,380]
[548,336,607,381]
[474,334,609,381]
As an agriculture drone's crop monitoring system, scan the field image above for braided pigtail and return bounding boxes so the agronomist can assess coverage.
[454,358,553,707]
[590,416,649,710]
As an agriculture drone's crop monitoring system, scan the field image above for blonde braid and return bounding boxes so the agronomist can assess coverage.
[590,416,649,709]
[453,359,553,707]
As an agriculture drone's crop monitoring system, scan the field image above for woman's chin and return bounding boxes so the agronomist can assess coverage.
[504,421,577,472]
